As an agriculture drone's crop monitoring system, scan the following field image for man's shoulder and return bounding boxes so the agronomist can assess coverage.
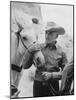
[56,44,67,60]
[56,44,64,54]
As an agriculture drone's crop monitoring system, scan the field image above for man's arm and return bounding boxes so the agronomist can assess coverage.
[59,52,68,70]
[42,71,62,80]
[51,52,68,80]
[52,71,62,80]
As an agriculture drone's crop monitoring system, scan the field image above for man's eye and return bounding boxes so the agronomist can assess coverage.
[23,37,27,41]
[47,32,49,34]
[46,31,49,34]
[56,34,58,38]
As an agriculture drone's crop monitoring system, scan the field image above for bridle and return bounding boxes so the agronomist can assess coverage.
[19,33,36,54]
[15,18,37,54]
[11,31,37,97]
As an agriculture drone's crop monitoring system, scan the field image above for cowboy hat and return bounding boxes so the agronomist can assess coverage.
[45,22,65,35]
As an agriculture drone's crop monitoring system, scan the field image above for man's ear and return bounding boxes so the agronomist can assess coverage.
[55,40,57,44]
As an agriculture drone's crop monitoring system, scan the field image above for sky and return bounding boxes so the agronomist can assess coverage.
[40,4,73,38]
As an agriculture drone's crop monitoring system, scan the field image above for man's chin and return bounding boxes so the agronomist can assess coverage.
[46,41,55,44]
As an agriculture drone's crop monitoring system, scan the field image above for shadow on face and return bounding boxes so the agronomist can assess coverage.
[45,31,59,43]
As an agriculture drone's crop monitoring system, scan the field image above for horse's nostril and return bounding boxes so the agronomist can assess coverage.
[37,57,40,63]
[33,41,36,44]
[36,57,42,68]
[23,37,27,41]
[34,57,40,66]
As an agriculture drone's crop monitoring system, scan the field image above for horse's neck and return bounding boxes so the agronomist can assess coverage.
[11,33,22,66]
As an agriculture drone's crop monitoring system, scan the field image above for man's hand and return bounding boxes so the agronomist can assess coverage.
[42,72,52,80]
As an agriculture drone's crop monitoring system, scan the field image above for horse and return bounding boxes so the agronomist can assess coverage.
[60,58,74,95]
[11,16,45,98]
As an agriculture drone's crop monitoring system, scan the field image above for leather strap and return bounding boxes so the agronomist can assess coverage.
[11,64,22,72]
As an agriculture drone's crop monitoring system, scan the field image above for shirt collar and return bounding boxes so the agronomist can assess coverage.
[45,41,57,50]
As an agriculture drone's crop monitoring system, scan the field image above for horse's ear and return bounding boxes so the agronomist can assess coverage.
[15,18,23,34]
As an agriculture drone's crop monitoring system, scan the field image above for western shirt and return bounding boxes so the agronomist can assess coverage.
[35,43,67,82]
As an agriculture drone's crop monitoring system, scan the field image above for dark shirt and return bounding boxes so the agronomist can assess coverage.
[34,42,67,82]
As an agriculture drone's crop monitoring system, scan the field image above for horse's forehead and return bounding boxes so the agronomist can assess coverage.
[21,28,36,38]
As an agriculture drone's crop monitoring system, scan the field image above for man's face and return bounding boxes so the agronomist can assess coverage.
[45,31,59,43]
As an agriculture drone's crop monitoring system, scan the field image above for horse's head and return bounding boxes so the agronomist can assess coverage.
[16,20,45,69]
[17,28,36,54]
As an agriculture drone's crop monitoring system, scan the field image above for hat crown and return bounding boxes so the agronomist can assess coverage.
[46,22,56,27]
[45,21,65,35]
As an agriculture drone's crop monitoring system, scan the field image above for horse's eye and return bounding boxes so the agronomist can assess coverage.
[23,37,27,41]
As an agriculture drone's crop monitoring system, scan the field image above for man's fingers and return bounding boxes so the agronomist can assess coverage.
[42,72,47,75]
[44,76,48,80]
[42,73,45,75]
[41,73,48,80]
[42,73,46,76]
[42,73,47,77]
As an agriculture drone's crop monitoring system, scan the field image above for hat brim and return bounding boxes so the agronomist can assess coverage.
[46,27,65,35]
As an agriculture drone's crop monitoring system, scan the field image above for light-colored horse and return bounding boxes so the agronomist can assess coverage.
[11,14,45,98]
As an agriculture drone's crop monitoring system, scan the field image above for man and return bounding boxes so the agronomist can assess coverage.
[33,22,67,97]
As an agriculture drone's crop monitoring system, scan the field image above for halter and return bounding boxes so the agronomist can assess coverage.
[11,19,41,97]
[15,18,37,54]
[19,33,36,54]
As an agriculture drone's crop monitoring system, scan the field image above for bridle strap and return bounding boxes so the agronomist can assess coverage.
[19,34,36,54]
[19,34,30,53]
[15,19,36,54]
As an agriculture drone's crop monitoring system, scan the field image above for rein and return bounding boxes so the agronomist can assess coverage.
[19,34,30,53]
